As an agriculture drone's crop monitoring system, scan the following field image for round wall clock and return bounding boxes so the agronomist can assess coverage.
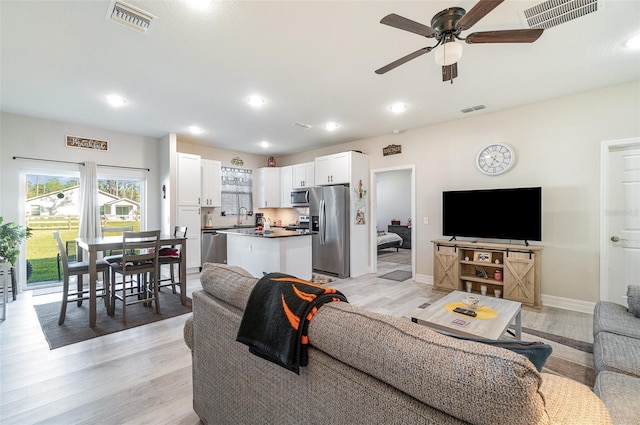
[476,143,516,176]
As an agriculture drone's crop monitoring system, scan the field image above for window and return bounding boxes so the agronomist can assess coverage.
[24,173,144,286]
[221,167,253,215]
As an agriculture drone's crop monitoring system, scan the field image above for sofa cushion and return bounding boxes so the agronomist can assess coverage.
[200,262,257,310]
[628,285,640,318]
[594,371,640,425]
[308,302,548,425]
[594,301,640,339]
[593,331,640,377]
[184,315,194,351]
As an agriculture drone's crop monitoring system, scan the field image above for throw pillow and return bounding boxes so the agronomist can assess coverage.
[443,333,553,372]
[627,285,640,318]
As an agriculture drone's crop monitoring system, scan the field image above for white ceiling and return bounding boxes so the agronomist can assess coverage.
[1,0,639,155]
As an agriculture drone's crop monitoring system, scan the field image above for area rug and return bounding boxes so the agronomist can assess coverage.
[379,270,413,282]
[34,291,192,350]
[414,302,595,387]
[378,250,411,265]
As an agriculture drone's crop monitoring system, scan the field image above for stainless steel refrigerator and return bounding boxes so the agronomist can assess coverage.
[310,185,350,278]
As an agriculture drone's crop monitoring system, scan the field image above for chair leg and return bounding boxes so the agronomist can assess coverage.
[170,263,177,294]
[109,269,116,317]
[103,269,110,314]
[153,270,161,314]
[58,275,70,325]
[77,275,83,306]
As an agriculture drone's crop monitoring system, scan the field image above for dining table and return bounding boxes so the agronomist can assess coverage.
[76,234,188,327]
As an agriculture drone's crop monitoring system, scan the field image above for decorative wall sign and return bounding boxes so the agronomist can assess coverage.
[66,135,109,151]
[231,157,244,166]
[383,144,402,156]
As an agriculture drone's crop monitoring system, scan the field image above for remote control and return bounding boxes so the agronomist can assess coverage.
[453,307,477,317]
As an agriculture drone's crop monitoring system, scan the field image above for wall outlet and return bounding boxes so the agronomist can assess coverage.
[424,216,429,224]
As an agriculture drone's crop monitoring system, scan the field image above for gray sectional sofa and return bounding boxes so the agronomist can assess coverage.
[184,263,612,424]
[593,285,640,425]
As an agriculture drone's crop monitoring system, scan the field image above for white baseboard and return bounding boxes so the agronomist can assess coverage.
[420,274,595,314]
[541,294,595,314]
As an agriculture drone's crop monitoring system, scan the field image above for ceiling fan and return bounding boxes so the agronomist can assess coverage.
[375,0,544,82]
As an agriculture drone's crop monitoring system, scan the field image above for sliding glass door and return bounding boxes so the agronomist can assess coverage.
[24,173,143,287]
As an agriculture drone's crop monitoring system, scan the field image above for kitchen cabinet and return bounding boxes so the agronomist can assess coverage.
[315,152,350,185]
[292,162,314,189]
[177,205,201,270]
[256,167,281,208]
[201,159,221,207]
[280,165,293,208]
[177,153,201,205]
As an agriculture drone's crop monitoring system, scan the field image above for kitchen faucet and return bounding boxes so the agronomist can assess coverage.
[237,206,248,226]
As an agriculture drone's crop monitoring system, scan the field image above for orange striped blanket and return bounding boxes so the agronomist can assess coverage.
[236,272,348,374]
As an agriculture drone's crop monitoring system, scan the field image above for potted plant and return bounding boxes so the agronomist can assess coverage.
[0,217,32,300]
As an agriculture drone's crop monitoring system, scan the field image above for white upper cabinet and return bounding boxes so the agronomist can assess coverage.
[201,159,221,207]
[314,152,350,185]
[256,167,281,208]
[177,152,201,206]
[292,162,315,189]
[280,165,293,208]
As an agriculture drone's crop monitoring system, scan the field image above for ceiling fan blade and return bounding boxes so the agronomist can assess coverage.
[442,63,458,82]
[375,47,433,75]
[458,0,504,31]
[465,29,544,43]
[380,13,436,38]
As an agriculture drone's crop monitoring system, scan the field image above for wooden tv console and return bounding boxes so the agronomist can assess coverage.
[432,239,543,311]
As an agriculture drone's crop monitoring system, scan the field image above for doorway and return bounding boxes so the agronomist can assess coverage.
[370,165,415,277]
[600,138,640,303]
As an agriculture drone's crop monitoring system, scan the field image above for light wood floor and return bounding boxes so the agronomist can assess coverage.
[0,259,594,424]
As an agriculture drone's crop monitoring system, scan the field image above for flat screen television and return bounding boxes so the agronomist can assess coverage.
[442,187,542,243]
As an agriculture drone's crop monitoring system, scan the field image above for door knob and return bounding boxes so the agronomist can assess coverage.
[611,236,620,242]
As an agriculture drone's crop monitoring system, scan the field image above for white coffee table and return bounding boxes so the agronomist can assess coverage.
[408,291,522,340]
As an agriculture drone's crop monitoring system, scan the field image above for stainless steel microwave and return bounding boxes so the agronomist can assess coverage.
[291,189,310,206]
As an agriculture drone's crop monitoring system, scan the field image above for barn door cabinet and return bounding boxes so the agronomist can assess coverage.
[432,240,542,311]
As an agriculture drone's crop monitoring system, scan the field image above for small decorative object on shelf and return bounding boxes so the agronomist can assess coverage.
[494,289,502,298]
[473,251,491,262]
[494,270,503,281]
[475,266,488,278]
[494,259,500,264]
[391,219,400,225]
[268,156,276,167]
[480,285,488,296]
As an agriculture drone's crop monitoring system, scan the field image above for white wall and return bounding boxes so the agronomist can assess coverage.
[376,169,411,231]
[2,81,638,303]
[280,81,640,304]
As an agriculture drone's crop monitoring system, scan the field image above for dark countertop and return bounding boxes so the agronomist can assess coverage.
[201,225,256,231]
[218,228,314,238]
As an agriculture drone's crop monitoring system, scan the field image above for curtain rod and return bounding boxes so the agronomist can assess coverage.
[12,156,150,172]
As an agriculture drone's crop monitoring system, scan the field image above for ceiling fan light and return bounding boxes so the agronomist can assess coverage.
[434,41,463,66]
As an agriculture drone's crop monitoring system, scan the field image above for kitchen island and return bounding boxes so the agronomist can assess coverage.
[218,228,313,280]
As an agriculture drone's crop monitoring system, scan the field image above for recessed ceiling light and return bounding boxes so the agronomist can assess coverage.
[105,94,127,107]
[389,102,408,114]
[260,140,270,148]
[325,121,339,131]
[187,0,213,10]
[626,34,640,49]
[188,125,204,135]
[247,95,267,108]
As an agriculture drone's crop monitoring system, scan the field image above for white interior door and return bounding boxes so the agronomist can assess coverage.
[601,139,640,303]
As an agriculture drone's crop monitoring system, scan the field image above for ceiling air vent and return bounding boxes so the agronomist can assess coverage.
[460,105,486,114]
[293,122,313,129]
[107,0,157,34]
[521,0,602,30]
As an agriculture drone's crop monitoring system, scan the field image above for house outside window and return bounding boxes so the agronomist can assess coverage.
[221,167,253,215]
